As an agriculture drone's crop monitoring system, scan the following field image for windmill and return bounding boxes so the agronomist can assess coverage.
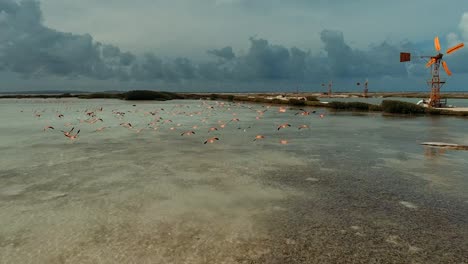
[400,36,464,107]
[321,81,333,97]
[356,79,369,97]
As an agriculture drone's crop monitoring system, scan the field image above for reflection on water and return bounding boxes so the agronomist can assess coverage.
[423,146,447,159]
[0,98,467,263]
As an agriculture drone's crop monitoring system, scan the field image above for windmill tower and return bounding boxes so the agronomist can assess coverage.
[321,80,333,97]
[357,79,369,97]
[400,36,464,107]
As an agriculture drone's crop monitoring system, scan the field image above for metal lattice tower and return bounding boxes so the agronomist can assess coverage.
[427,56,445,107]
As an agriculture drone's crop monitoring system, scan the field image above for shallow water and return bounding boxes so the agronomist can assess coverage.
[0,98,467,263]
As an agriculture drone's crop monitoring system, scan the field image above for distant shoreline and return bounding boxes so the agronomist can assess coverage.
[1,90,468,116]
[2,91,468,99]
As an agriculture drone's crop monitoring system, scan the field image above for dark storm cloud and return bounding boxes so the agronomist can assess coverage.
[0,0,428,86]
[0,0,122,79]
[320,30,408,78]
[207,46,235,60]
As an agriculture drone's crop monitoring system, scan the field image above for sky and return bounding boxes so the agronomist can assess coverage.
[0,0,467,92]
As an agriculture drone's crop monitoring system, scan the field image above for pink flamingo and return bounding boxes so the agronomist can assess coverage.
[253,135,265,141]
[204,137,219,144]
[277,123,291,130]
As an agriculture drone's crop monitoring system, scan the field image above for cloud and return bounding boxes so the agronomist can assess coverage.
[320,30,407,78]
[446,32,461,48]
[0,0,126,79]
[207,46,235,60]
[443,13,468,75]
[3,0,465,91]
[460,12,468,41]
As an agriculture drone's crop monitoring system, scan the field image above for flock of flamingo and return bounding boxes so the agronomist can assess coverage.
[32,100,326,145]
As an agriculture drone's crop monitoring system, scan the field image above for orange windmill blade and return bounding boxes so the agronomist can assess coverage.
[446,43,464,54]
[434,36,441,51]
[441,61,452,76]
[425,58,436,68]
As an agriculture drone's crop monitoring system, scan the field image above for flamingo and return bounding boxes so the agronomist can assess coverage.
[277,123,291,130]
[61,127,74,137]
[295,110,310,116]
[181,131,195,136]
[278,107,287,113]
[65,130,80,140]
[120,122,133,128]
[204,137,219,144]
[208,127,218,132]
[280,139,289,145]
[253,135,265,141]
[298,124,309,130]
[43,126,54,131]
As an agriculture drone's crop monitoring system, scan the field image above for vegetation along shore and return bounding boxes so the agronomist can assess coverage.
[2,90,468,116]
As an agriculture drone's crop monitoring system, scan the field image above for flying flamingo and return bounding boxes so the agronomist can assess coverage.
[204,137,219,144]
[120,122,133,128]
[61,127,74,137]
[277,123,291,130]
[295,110,310,116]
[253,135,265,141]
[65,130,80,140]
[181,131,195,136]
[43,126,54,131]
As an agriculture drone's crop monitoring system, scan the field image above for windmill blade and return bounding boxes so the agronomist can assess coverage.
[446,43,464,54]
[425,58,436,68]
[442,61,452,76]
[434,36,441,52]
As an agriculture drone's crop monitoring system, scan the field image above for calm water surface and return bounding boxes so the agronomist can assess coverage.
[0,98,467,263]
